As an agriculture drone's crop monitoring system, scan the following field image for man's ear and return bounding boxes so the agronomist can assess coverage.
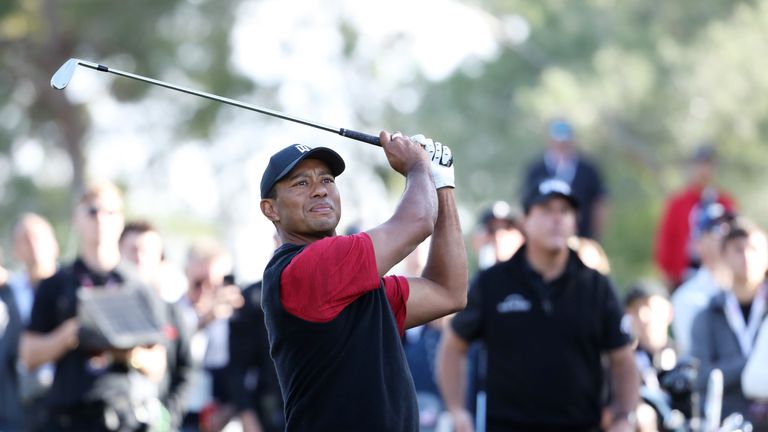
[260,199,280,223]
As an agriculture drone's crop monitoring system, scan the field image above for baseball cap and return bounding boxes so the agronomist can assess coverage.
[690,145,716,163]
[523,178,579,213]
[260,144,346,199]
[696,202,734,235]
[548,119,574,142]
[479,201,519,229]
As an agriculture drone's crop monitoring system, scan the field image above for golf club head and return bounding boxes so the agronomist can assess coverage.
[50,58,79,90]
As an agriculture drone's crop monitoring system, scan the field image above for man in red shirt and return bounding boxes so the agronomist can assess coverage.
[258,132,468,431]
[654,146,736,289]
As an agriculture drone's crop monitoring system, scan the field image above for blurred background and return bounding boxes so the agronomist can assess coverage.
[1,0,768,288]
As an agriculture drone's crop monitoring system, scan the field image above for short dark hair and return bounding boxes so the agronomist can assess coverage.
[120,220,158,243]
[623,280,668,308]
[721,217,762,250]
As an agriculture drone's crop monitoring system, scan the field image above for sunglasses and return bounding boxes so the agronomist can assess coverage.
[84,206,120,218]
[191,274,236,291]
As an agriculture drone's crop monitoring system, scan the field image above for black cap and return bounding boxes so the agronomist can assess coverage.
[523,178,579,213]
[623,280,668,308]
[479,201,518,228]
[260,144,346,198]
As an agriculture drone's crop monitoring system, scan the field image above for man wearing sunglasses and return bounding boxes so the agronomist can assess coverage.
[20,181,167,431]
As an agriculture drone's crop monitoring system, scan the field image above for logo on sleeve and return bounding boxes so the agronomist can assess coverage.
[497,294,532,313]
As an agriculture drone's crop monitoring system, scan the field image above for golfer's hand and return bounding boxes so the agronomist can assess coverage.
[380,131,430,176]
[410,134,455,189]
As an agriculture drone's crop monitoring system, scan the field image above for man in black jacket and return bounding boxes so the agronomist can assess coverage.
[437,178,638,432]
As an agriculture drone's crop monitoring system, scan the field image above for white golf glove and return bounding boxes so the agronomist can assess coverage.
[411,134,455,189]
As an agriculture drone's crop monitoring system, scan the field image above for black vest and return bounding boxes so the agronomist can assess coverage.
[262,243,418,432]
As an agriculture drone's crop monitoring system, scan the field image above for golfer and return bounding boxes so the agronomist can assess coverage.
[259,131,467,431]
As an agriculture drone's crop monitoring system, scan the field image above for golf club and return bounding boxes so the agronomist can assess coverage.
[51,58,381,146]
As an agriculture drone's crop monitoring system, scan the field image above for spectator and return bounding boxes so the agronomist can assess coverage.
[471,201,524,270]
[654,145,736,289]
[671,203,734,357]
[743,317,768,399]
[0,275,23,431]
[120,220,194,430]
[177,238,243,432]
[743,318,768,430]
[523,117,608,239]
[8,213,59,430]
[690,217,768,419]
[437,178,638,432]
[7,213,60,431]
[19,181,168,431]
[227,280,284,432]
[9,213,60,323]
[624,282,676,386]
[466,202,525,426]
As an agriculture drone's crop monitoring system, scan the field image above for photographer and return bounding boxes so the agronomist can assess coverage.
[20,181,168,431]
[177,239,243,432]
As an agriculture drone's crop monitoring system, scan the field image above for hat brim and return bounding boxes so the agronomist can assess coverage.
[525,192,579,213]
[268,147,346,194]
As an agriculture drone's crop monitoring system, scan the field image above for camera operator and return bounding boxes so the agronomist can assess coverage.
[19,181,168,431]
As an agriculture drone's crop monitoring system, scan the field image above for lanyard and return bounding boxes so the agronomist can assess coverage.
[724,283,767,356]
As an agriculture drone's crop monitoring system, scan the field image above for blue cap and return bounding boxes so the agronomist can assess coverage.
[696,202,734,234]
[548,119,574,142]
[260,144,345,198]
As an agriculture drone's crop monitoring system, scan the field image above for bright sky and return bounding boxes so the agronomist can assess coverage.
[47,0,521,282]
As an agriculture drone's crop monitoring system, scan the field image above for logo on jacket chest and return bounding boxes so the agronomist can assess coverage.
[496,294,532,313]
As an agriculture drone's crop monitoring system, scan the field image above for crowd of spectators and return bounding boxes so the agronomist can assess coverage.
[0,118,767,431]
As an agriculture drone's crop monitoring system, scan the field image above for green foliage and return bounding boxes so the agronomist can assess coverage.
[0,0,248,254]
[2,0,767,289]
[393,0,768,289]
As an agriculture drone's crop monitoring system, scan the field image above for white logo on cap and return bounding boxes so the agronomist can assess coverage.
[539,178,572,196]
[294,144,312,153]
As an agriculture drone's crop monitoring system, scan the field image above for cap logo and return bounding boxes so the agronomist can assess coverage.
[294,144,312,153]
[539,178,572,196]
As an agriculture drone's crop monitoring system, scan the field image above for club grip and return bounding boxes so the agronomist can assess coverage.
[339,128,381,147]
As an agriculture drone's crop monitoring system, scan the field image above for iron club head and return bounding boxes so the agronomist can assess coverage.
[50,58,79,90]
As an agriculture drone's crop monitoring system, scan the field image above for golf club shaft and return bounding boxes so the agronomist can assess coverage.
[76,61,381,146]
